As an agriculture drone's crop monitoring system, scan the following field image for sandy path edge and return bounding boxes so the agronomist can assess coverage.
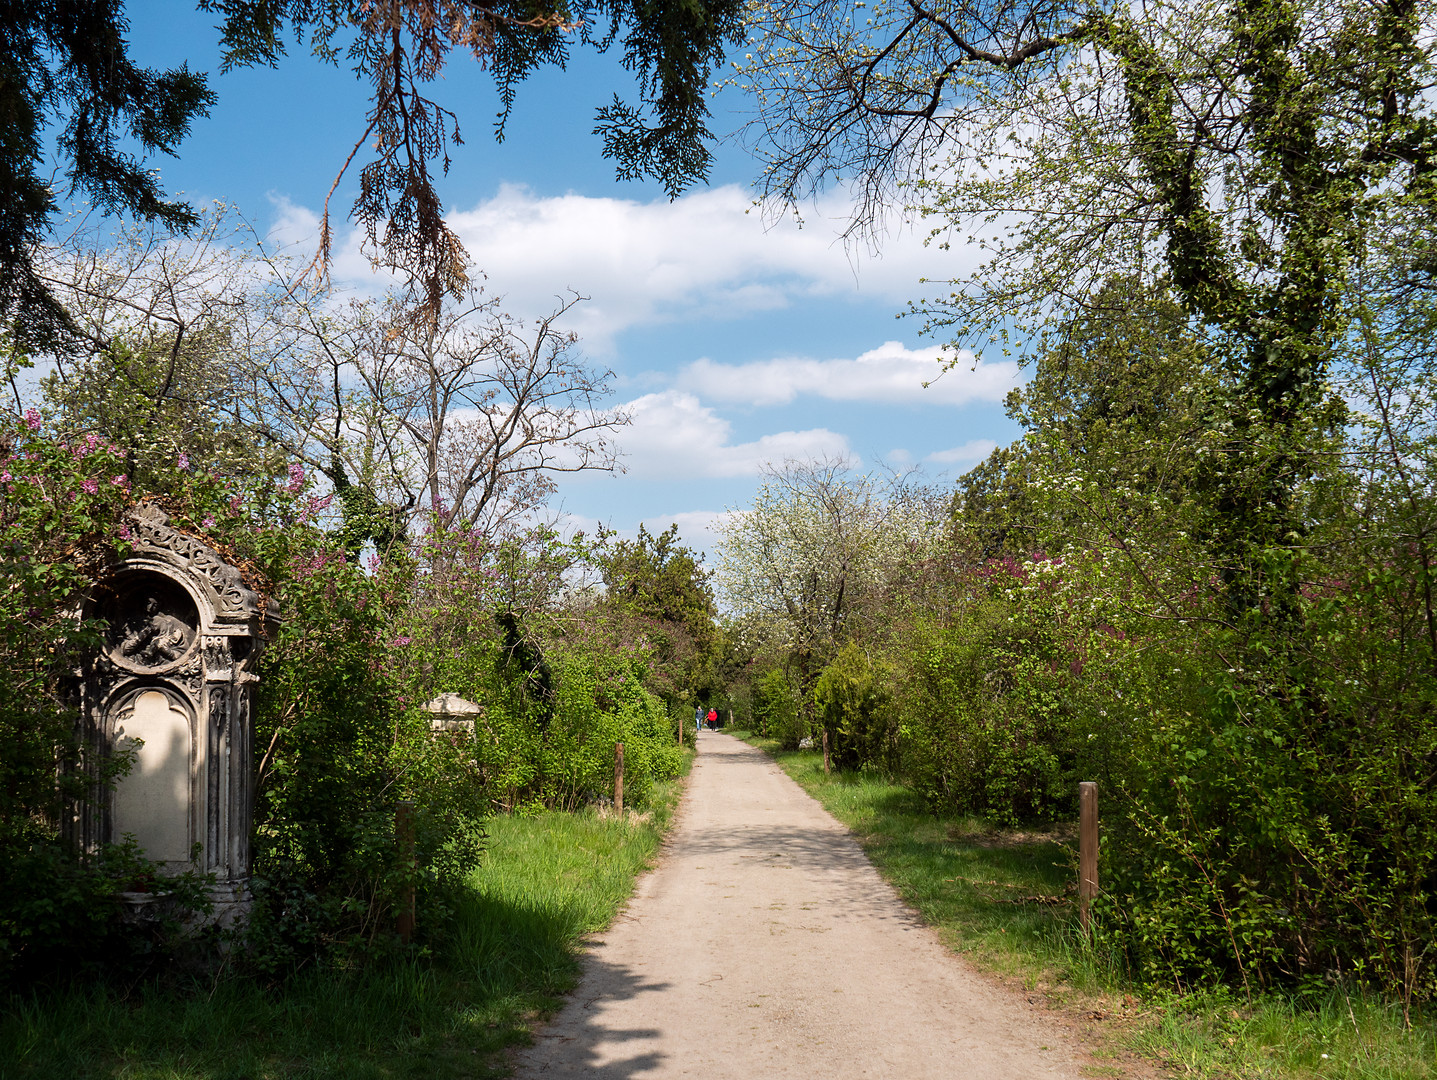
[509,731,1153,1079]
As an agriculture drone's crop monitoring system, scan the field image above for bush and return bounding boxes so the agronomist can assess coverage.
[896,596,1076,824]
[542,643,682,808]
[1099,553,1437,1003]
[0,838,214,988]
[388,597,685,815]
[245,531,488,970]
[813,642,897,771]
[0,417,216,988]
[752,667,804,748]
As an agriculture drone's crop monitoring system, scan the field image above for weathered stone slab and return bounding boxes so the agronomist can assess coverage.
[424,692,481,733]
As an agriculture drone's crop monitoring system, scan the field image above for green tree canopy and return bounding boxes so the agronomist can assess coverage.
[596,522,723,702]
[741,0,1437,619]
[957,277,1213,559]
[599,523,717,646]
[0,1,214,347]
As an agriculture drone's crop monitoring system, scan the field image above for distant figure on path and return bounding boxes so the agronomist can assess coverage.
[706,707,718,730]
[695,706,703,736]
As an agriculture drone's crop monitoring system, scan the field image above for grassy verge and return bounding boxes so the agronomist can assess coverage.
[0,769,686,1080]
[732,730,1434,1080]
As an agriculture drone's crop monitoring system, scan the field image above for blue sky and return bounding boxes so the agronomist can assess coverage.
[123,4,1023,556]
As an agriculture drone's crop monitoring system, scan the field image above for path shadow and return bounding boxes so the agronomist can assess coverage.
[680,739,927,926]
[515,955,673,1077]
[675,820,931,931]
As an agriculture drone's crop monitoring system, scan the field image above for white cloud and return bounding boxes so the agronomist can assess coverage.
[925,439,999,467]
[273,184,975,352]
[676,340,1018,407]
[550,510,604,540]
[446,184,942,351]
[555,508,731,565]
[616,391,850,479]
[264,195,321,253]
[639,510,733,561]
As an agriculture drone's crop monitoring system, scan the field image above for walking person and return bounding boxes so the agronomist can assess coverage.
[706,707,718,731]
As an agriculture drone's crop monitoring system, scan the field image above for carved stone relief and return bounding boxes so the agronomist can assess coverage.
[126,504,262,617]
[72,506,275,927]
[97,572,199,673]
[202,636,232,677]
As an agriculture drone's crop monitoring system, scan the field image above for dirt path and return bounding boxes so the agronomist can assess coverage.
[512,731,1094,1079]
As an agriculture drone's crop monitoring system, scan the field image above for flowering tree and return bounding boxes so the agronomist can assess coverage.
[717,460,934,730]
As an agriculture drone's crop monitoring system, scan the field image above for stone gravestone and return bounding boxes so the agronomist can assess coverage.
[70,505,276,925]
[423,692,481,734]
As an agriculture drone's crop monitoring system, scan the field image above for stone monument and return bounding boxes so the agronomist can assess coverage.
[69,505,276,925]
[423,692,481,734]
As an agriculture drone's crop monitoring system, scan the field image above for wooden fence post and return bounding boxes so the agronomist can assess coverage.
[614,742,625,815]
[396,799,416,944]
[821,728,830,774]
[1079,781,1099,933]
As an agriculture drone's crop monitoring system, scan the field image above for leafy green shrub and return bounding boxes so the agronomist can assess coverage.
[813,642,896,771]
[382,573,685,815]
[0,837,216,988]
[896,591,1075,824]
[933,493,1437,1004]
[245,523,489,969]
[0,417,223,987]
[540,641,682,809]
[1100,552,1437,1003]
[752,666,804,748]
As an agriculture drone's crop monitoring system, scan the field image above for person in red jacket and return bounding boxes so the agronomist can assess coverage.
[706,707,717,730]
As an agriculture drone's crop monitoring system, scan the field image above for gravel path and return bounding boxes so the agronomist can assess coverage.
[512,731,1093,1079]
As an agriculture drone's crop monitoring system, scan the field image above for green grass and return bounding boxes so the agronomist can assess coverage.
[733,730,1437,1080]
[1131,988,1435,1080]
[0,774,686,1080]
